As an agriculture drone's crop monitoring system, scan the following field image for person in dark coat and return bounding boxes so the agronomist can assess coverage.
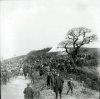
[23,67,28,79]
[50,72,55,90]
[67,78,74,95]
[47,72,51,89]
[51,71,57,91]
[54,73,64,99]
[23,83,34,99]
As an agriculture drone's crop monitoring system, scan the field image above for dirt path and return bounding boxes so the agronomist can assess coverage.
[1,76,99,99]
[40,80,99,99]
[41,89,77,99]
[1,76,31,99]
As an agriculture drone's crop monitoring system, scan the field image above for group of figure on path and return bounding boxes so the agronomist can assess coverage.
[46,71,74,99]
[23,70,74,99]
[1,67,23,85]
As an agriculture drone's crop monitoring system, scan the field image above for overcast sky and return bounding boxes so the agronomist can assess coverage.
[0,0,100,59]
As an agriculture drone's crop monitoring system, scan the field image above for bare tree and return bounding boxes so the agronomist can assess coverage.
[58,27,97,65]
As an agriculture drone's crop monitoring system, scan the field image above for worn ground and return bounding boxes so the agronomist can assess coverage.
[1,76,99,99]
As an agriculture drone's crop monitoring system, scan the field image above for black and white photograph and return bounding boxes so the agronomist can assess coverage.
[0,0,100,99]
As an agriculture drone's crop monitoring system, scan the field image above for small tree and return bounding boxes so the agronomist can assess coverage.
[58,27,97,66]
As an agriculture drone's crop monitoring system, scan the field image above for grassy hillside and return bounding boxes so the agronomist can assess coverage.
[2,55,25,63]
[27,47,52,55]
[24,47,99,91]
[1,47,100,91]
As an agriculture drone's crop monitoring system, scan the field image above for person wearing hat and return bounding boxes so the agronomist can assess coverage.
[23,83,34,99]
[67,78,74,95]
[54,73,64,99]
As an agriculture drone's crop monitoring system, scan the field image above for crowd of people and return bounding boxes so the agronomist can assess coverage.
[1,50,98,99]
[46,71,64,99]
[1,57,24,85]
[23,69,74,99]
[0,53,74,99]
[22,64,75,99]
[46,68,75,99]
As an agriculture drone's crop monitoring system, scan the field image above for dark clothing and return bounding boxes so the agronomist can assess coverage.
[67,80,74,95]
[67,87,73,95]
[55,76,64,89]
[67,81,74,88]
[50,74,55,90]
[47,75,51,88]
[23,86,34,99]
[54,76,64,99]
[23,67,28,79]
[39,69,44,76]
[24,72,27,79]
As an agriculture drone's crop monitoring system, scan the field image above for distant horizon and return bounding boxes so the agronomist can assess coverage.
[1,46,100,60]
